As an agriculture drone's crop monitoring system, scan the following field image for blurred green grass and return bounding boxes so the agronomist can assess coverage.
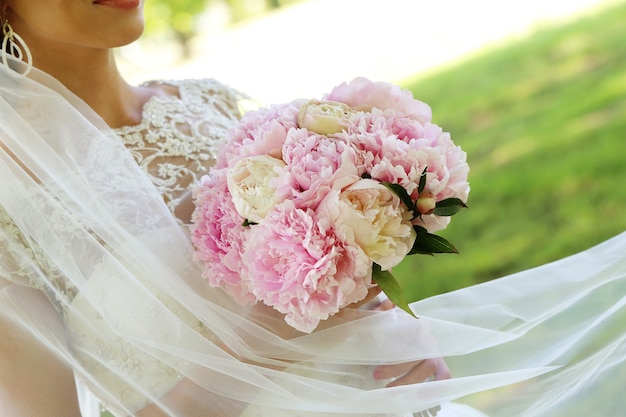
[395,1,626,301]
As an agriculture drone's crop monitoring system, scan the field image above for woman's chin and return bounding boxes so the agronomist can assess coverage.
[110,24,145,48]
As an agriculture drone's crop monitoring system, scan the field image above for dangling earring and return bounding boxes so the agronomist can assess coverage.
[1,13,32,77]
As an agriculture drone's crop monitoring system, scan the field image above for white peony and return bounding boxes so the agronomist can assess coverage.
[227,155,286,223]
[297,99,356,135]
[318,179,416,270]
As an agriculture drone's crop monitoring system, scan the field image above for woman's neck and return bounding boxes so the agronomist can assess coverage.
[5,8,157,128]
[32,47,151,128]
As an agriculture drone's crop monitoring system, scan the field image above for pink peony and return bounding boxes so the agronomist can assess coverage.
[279,129,361,210]
[325,77,432,124]
[190,170,255,304]
[338,110,469,233]
[215,101,301,169]
[242,202,371,333]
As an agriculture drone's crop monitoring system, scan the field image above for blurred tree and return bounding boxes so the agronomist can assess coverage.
[223,0,301,22]
[222,0,247,21]
[142,0,304,57]
[266,0,280,9]
[144,0,209,58]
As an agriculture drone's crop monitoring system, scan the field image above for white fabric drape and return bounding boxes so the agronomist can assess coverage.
[1,58,624,416]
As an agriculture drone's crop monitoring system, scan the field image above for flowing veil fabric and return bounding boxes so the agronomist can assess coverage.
[1,58,624,416]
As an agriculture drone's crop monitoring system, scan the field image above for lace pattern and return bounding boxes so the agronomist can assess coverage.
[114,78,242,212]
[0,77,243,413]
[0,78,242,302]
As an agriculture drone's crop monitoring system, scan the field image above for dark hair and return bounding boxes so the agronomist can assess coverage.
[1,12,7,52]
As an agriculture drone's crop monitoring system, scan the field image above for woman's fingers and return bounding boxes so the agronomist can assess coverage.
[373,357,451,387]
[364,295,451,387]
[372,299,395,311]
[433,358,452,380]
[373,360,435,383]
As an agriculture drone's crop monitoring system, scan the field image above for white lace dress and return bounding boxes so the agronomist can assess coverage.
[114,78,242,214]
[72,78,245,414]
[110,86,476,417]
[0,78,483,417]
[0,78,242,414]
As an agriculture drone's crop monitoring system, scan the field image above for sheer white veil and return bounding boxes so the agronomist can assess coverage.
[1,57,624,416]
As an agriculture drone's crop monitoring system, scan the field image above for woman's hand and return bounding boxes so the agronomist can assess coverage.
[374,357,451,387]
[366,294,452,387]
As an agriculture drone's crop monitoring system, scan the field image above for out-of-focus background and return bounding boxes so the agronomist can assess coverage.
[122,0,626,300]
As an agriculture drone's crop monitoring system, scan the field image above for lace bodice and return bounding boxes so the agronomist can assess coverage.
[114,78,242,212]
[0,78,242,297]
[0,77,245,413]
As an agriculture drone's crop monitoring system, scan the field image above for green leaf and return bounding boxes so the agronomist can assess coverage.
[242,219,257,227]
[434,198,468,216]
[409,226,459,255]
[418,166,428,194]
[372,264,417,318]
[383,182,417,217]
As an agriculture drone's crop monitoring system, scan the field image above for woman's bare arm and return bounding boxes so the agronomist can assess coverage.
[0,278,82,417]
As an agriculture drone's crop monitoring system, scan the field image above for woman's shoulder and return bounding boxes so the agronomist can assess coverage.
[142,78,246,106]
[136,78,247,124]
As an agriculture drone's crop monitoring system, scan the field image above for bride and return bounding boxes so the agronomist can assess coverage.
[1,1,623,416]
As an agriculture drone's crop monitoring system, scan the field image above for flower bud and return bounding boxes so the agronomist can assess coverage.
[416,191,436,215]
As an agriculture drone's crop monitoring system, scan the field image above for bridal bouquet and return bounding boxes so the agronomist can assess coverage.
[191,77,469,333]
